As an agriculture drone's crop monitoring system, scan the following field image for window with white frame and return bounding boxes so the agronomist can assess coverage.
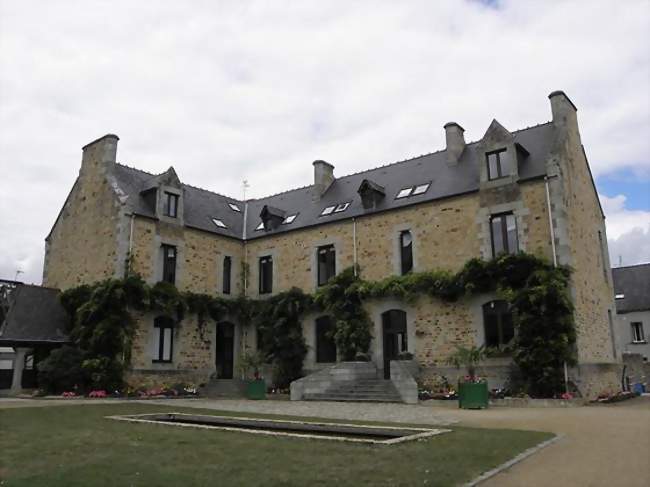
[631,322,645,343]
[153,316,174,362]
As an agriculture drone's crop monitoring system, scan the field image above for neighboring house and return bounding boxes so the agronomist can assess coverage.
[613,264,650,361]
[0,283,69,392]
[40,91,619,397]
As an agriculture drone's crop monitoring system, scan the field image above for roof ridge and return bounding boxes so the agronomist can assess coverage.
[116,162,157,177]
[182,181,243,202]
[117,121,553,204]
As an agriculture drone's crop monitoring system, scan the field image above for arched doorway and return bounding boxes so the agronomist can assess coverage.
[381,309,407,379]
[215,322,235,379]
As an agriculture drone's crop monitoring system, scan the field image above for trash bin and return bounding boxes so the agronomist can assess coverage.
[632,383,645,395]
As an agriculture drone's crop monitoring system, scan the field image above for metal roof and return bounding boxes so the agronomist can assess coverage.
[612,264,650,313]
[0,285,70,345]
[111,121,556,241]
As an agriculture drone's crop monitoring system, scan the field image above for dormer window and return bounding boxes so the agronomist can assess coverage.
[255,222,265,231]
[228,203,241,212]
[260,205,286,231]
[486,149,512,180]
[358,179,386,209]
[164,192,179,218]
[212,218,227,229]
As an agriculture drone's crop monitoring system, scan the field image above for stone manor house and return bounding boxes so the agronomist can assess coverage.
[40,91,619,398]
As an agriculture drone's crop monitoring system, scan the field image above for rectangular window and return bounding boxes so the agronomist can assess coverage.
[317,245,336,286]
[396,187,413,199]
[259,256,273,294]
[486,149,512,180]
[222,256,232,295]
[400,230,413,275]
[153,319,174,362]
[631,322,645,343]
[161,245,177,284]
[163,192,179,218]
[490,213,518,256]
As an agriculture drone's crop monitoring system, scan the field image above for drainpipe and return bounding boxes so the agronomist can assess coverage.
[545,175,568,393]
[243,201,248,295]
[352,218,358,277]
[127,213,135,276]
[544,176,558,267]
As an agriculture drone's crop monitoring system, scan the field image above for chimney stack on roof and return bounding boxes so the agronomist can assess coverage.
[313,160,335,198]
[81,134,119,175]
[548,90,578,130]
[444,122,465,165]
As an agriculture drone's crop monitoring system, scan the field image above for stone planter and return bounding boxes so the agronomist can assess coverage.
[458,382,488,409]
[245,379,266,400]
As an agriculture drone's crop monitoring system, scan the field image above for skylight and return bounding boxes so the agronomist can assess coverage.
[228,203,241,212]
[321,205,336,216]
[255,222,265,231]
[396,187,413,199]
[412,183,430,195]
[334,202,350,213]
[283,214,298,224]
[212,218,227,229]
[615,294,625,299]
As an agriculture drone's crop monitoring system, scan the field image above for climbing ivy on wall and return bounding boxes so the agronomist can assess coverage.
[314,267,373,361]
[51,252,576,397]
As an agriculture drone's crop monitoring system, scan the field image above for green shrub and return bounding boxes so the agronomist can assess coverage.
[37,346,86,393]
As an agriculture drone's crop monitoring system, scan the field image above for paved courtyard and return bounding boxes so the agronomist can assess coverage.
[2,395,649,486]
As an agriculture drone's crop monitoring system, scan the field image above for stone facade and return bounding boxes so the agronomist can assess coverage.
[43,135,125,289]
[42,92,620,397]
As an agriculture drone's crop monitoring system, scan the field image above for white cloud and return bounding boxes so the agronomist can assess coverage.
[600,194,650,266]
[0,0,648,284]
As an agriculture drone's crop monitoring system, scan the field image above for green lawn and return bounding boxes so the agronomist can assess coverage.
[0,403,552,486]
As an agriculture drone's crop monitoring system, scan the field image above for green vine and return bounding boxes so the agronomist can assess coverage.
[52,252,576,397]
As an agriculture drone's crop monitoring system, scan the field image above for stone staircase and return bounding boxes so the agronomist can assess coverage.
[304,378,403,403]
[199,378,246,398]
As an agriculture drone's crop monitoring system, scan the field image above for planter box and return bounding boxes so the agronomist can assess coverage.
[458,382,488,409]
[245,379,266,400]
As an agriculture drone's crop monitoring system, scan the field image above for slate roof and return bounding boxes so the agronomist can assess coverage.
[111,121,556,241]
[612,264,650,313]
[0,285,70,345]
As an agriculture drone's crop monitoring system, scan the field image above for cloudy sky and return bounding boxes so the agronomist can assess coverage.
[0,0,648,284]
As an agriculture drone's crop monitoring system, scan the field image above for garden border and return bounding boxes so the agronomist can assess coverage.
[463,433,563,486]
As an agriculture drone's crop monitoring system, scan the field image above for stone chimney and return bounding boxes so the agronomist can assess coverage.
[548,90,578,130]
[444,122,465,165]
[313,160,335,198]
[81,134,119,175]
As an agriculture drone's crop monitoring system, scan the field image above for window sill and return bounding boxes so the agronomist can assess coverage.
[152,360,173,364]
[631,341,648,345]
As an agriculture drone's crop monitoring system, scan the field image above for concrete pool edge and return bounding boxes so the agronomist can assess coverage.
[106,412,452,445]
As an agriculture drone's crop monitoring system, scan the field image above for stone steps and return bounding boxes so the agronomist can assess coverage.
[304,378,403,403]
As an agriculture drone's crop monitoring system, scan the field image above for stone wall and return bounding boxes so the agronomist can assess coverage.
[43,135,124,290]
[129,216,244,295]
[549,92,617,364]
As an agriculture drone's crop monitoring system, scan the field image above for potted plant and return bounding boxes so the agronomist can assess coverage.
[239,351,266,400]
[447,345,488,409]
